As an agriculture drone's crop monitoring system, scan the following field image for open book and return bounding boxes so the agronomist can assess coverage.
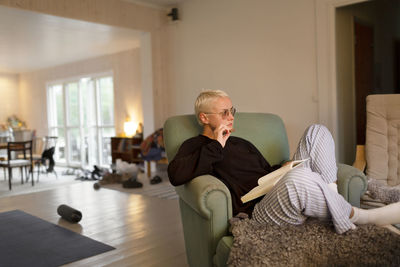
[241,158,309,203]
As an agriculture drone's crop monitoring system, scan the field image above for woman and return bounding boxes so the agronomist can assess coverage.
[168,89,400,234]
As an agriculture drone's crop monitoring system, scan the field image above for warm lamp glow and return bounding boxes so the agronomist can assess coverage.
[124,119,138,137]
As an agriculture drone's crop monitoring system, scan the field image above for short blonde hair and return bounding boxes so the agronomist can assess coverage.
[195,89,229,125]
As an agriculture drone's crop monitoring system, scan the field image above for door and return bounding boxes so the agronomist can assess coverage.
[394,39,400,93]
[354,21,374,145]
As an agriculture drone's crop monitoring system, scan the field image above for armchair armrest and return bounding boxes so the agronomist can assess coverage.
[175,175,233,219]
[175,175,232,267]
[337,163,368,208]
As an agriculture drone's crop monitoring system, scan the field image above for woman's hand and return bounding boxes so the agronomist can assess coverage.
[213,124,232,147]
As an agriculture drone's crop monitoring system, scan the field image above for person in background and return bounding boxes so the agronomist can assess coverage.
[140,128,165,184]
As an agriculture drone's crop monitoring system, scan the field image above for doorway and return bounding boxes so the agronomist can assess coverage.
[335,0,400,164]
[354,21,374,145]
[395,39,400,93]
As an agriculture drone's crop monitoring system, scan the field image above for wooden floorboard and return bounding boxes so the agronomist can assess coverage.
[0,182,188,267]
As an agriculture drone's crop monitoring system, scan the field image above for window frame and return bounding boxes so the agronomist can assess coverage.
[46,71,115,168]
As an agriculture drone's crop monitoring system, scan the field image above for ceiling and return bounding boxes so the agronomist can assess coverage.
[0,6,143,74]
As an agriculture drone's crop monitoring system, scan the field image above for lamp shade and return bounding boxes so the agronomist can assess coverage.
[124,120,138,137]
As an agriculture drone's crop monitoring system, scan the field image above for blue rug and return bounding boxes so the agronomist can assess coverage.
[0,210,114,267]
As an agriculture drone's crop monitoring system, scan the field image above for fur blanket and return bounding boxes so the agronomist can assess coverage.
[367,178,400,204]
[228,216,400,267]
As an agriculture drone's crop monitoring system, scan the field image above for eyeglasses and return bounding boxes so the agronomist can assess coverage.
[204,107,236,119]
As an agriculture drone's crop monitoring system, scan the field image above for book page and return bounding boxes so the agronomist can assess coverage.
[257,158,309,185]
[241,158,310,204]
[241,172,285,203]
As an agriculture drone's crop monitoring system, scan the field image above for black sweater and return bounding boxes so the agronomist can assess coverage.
[168,135,280,216]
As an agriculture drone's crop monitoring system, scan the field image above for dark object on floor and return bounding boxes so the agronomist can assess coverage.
[37,147,58,179]
[76,165,109,181]
[76,169,92,181]
[93,182,101,190]
[57,204,82,223]
[150,175,162,184]
[91,165,105,180]
[42,147,55,172]
[76,168,99,181]
[122,177,143,188]
[33,136,59,181]
[0,210,114,267]
[228,216,400,267]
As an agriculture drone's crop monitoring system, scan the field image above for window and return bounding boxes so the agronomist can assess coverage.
[47,74,115,168]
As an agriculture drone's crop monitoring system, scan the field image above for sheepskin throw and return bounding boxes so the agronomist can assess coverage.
[228,217,400,267]
[367,177,400,204]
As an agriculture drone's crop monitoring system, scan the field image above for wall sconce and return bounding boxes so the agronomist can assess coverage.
[124,116,138,137]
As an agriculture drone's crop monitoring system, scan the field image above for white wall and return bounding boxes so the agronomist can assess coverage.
[1,0,320,155]
[18,49,142,137]
[165,0,319,154]
[0,73,19,125]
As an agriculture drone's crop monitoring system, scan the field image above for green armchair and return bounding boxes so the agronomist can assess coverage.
[163,113,367,267]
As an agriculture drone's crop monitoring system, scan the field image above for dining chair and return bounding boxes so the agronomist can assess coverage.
[30,137,46,181]
[0,129,13,180]
[0,140,34,190]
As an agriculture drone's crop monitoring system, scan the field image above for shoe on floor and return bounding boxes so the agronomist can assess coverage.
[122,178,143,188]
[150,175,162,185]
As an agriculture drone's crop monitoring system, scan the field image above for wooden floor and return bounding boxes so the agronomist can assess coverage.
[0,182,188,267]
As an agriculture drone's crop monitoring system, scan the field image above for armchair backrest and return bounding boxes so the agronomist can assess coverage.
[164,113,290,267]
[366,94,400,186]
[164,112,290,168]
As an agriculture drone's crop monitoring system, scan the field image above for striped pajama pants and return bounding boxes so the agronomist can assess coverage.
[252,124,356,234]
